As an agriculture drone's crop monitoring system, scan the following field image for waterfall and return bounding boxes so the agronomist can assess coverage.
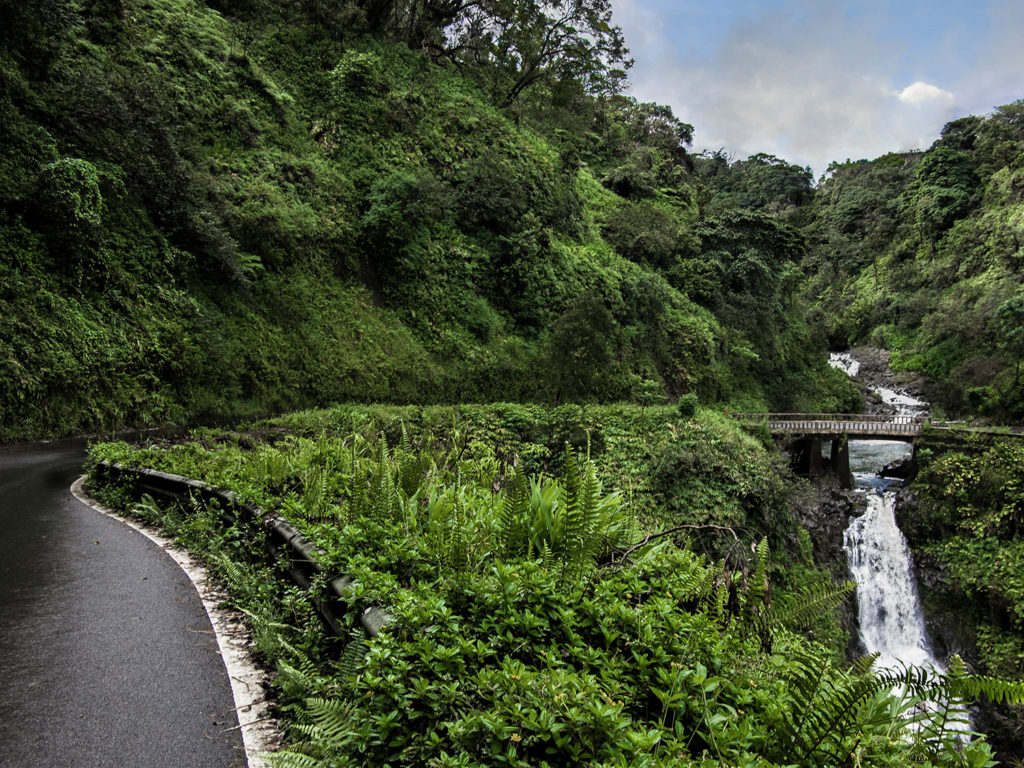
[830,352,940,670]
[830,351,974,738]
[844,492,937,669]
[828,351,861,378]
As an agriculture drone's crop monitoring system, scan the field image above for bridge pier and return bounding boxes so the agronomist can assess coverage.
[790,435,852,489]
[791,437,826,477]
[830,436,852,490]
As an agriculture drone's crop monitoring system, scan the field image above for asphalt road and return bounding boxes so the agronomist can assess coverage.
[0,440,246,767]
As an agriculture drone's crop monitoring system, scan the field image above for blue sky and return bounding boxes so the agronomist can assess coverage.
[611,0,1024,176]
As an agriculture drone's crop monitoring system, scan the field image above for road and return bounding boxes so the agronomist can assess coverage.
[0,440,246,767]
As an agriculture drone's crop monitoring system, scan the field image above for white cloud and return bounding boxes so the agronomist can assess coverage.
[611,1,972,176]
[897,81,954,106]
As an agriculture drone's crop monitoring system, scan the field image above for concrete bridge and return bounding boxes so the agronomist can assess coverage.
[741,413,924,441]
[736,413,926,489]
[736,413,1022,488]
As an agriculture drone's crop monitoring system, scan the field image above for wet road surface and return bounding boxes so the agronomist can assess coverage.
[0,441,246,767]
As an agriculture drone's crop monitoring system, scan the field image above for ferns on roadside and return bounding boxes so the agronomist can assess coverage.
[495,443,629,582]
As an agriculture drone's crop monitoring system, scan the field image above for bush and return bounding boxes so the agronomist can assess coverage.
[677,392,698,417]
[33,157,104,260]
[601,201,682,269]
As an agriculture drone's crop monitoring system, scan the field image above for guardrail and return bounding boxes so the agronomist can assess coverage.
[733,417,1019,436]
[735,413,925,425]
[92,461,391,640]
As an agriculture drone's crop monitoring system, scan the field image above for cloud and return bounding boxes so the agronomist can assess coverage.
[611,1,990,176]
[897,82,954,106]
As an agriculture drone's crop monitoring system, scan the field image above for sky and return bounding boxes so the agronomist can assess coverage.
[610,0,1024,177]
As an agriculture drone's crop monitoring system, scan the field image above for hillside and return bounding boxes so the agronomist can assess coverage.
[0,0,856,443]
[799,104,1024,420]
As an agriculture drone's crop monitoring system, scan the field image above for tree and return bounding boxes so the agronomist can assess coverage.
[0,0,77,75]
[452,0,632,107]
[356,0,484,48]
[740,153,814,209]
[996,293,1024,388]
[33,158,104,261]
[607,99,693,159]
[936,115,983,152]
[544,292,623,401]
[695,152,812,213]
[601,201,681,268]
[909,147,980,242]
[973,100,1024,175]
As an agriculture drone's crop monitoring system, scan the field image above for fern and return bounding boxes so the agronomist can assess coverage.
[335,631,368,684]
[769,644,1023,766]
[575,455,603,568]
[264,749,322,768]
[264,697,354,768]
[559,443,583,580]
[499,465,529,558]
[449,482,469,575]
[741,537,770,627]
[304,696,354,742]
[772,580,857,633]
[941,657,1024,705]
[131,493,163,525]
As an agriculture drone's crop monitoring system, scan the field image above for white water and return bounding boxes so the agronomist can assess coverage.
[875,386,928,415]
[828,352,861,378]
[844,492,937,669]
[830,351,941,671]
[831,352,975,738]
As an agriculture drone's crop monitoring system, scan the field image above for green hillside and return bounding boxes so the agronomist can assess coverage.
[0,0,855,442]
[800,104,1024,419]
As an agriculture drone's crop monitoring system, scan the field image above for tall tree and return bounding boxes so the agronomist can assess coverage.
[447,0,631,106]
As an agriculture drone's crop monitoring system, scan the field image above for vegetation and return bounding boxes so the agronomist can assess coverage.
[800,103,1024,420]
[900,434,1024,753]
[0,0,858,443]
[87,414,1023,766]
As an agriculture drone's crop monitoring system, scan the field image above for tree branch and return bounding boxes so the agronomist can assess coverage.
[616,524,739,564]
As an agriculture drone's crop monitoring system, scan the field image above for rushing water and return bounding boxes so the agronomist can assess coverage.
[829,353,941,671]
[828,352,861,378]
[844,492,937,668]
[830,353,977,740]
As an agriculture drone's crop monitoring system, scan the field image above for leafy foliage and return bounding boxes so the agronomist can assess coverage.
[902,435,1024,754]
[803,101,1024,419]
[0,0,849,442]
[88,422,1023,767]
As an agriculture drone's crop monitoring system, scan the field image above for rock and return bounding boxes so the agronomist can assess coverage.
[878,457,911,479]
[793,482,859,576]
[833,346,929,415]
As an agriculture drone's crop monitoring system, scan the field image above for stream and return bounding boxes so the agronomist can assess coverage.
[829,353,941,671]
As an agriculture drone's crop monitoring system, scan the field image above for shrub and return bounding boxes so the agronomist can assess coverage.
[677,392,698,417]
[33,157,104,261]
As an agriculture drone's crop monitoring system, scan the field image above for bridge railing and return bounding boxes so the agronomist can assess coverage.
[734,413,925,426]
[733,414,1023,438]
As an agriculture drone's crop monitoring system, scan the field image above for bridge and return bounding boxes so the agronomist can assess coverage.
[737,413,924,441]
[735,413,927,489]
[735,413,1021,489]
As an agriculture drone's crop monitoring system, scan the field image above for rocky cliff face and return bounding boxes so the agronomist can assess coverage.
[846,347,928,413]
[792,478,866,656]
